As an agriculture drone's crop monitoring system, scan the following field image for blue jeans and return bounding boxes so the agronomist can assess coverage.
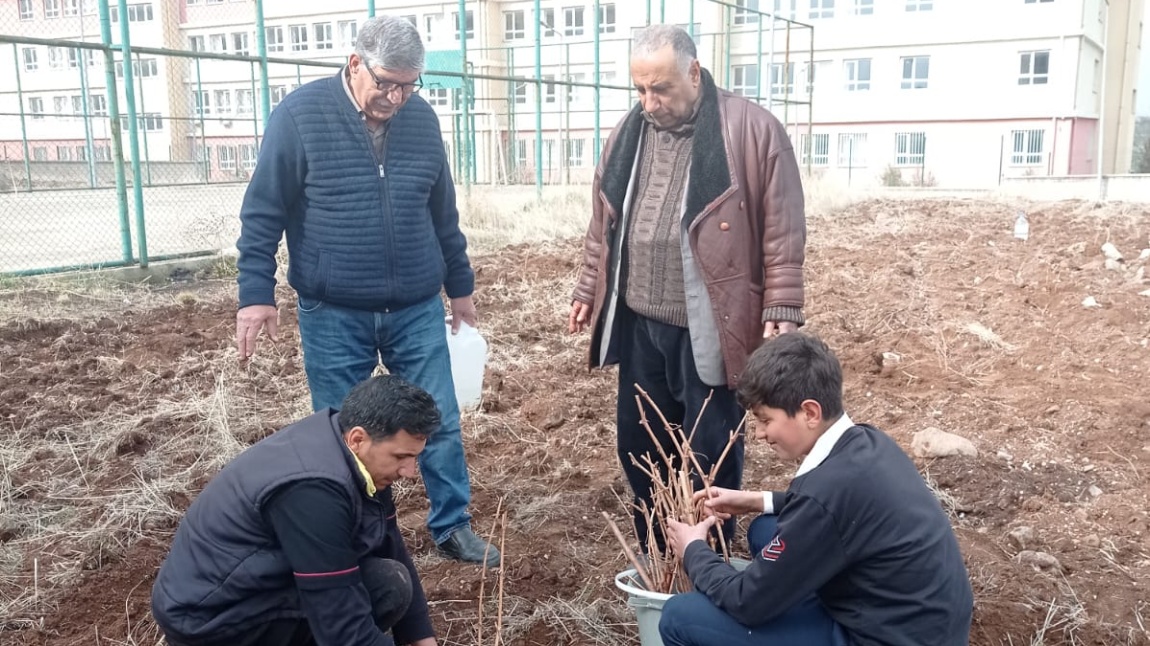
[296,293,471,544]
[659,516,850,646]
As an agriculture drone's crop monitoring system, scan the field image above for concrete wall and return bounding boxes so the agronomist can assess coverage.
[999,174,1150,201]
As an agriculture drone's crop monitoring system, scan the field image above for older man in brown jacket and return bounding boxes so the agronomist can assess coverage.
[568,24,806,552]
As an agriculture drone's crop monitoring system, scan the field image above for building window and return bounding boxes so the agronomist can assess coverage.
[900,55,930,89]
[799,133,830,166]
[844,58,870,90]
[126,3,151,21]
[426,87,450,106]
[70,94,82,115]
[540,8,556,35]
[543,75,557,104]
[735,0,759,25]
[33,147,48,161]
[774,0,797,19]
[48,47,78,69]
[22,47,38,71]
[209,34,227,53]
[232,32,249,56]
[19,0,34,20]
[853,0,873,15]
[44,0,60,18]
[91,93,106,116]
[236,89,253,115]
[895,132,926,165]
[453,10,474,40]
[599,3,616,33]
[268,85,287,108]
[114,58,157,78]
[837,133,867,166]
[314,22,333,50]
[75,146,87,161]
[63,0,79,16]
[799,61,826,94]
[1011,129,1044,165]
[906,0,932,10]
[193,90,210,116]
[214,89,231,114]
[514,82,528,104]
[57,145,73,161]
[240,143,257,170]
[505,10,525,39]
[770,62,795,95]
[338,20,358,49]
[564,6,585,36]
[190,35,205,52]
[119,113,163,131]
[809,0,834,19]
[1018,51,1050,85]
[266,26,284,53]
[28,97,44,119]
[53,96,67,114]
[289,25,308,51]
[566,139,585,167]
[732,64,759,97]
[94,145,111,161]
[219,145,236,170]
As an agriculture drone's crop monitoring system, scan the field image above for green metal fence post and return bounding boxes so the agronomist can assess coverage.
[196,57,208,181]
[255,0,271,127]
[78,47,97,188]
[689,0,695,38]
[117,0,148,267]
[11,44,33,191]
[660,0,665,23]
[98,0,133,264]
[134,51,152,186]
[367,0,376,17]
[249,61,261,161]
[458,0,471,193]
[593,0,601,162]
[646,0,651,24]
[533,0,543,199]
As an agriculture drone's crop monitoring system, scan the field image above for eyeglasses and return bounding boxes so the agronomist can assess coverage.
[363,66,423,98]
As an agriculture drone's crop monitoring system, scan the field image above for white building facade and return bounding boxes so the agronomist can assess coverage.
[0,0,1144,188]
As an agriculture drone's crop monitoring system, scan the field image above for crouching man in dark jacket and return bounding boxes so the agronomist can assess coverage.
[152,375,444,646]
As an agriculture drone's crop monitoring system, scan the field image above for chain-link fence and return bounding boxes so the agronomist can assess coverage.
[0,0,813,275]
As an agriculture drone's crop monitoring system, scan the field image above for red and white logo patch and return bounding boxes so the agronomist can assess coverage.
[760,535,786,562]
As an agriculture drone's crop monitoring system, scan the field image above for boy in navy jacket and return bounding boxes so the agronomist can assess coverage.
[662,334,974,646]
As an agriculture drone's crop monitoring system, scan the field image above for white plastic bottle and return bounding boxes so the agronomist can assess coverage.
[1013,211,1030,241]
[445,319,487,411]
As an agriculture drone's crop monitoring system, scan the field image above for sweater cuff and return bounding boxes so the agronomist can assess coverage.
[762,305,804,327]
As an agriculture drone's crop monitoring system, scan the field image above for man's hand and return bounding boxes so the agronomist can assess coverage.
[666,516,719,557]
[448,296,478,334]
[763,320,799,339]
[405,638,437,646]
[568,300,593,334]
[693,487,765,520]
[236,304,278,361]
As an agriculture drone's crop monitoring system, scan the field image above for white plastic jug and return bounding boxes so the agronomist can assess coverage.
[445,319,487,411]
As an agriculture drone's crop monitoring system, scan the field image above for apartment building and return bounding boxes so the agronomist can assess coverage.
[0,0,1144,188]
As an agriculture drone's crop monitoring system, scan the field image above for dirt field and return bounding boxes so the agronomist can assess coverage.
[1,198,1148,645]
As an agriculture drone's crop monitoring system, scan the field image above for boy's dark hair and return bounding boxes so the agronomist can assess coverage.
[338,374,441,440]
[737,333,844,419]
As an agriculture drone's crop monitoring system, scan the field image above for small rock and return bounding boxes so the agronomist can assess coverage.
[1140,290,1150,298]
[1105,258,1124,272]
[1139,249,1150,261]
[1081,464,1096,473]
[1101,242,1124,261]
[911,427,978,459]
[1007,526,1036,551]
[1083,534,1102,548]
[1044,405,1061,415]
[997,450,1014,461]
[879,352,902,376]
[541,413,566,431]
[1088,485,1103,498]
[1016,550,1064,572]
[1021,497,1044,512]
[1082,296,1101,308]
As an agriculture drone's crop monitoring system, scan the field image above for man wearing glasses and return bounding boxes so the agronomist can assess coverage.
[234,15,499,568]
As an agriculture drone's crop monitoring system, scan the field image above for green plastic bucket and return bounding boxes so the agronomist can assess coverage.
[614,558,750,646]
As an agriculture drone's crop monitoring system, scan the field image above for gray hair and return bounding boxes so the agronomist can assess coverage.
[355,15,425,72]
[631,24,697,73]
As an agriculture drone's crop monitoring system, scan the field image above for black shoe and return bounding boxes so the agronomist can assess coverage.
[437,526,501,567]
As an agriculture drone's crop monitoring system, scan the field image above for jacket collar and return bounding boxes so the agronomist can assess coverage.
[601,67,731,228]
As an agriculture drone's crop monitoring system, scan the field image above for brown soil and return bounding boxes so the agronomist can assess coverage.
[1,198,1149,645]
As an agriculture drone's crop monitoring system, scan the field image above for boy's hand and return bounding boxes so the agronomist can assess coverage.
[666,517,718,557]
[693,487,764,519]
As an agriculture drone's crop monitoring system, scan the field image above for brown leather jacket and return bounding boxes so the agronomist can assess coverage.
[572,69,806,388]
